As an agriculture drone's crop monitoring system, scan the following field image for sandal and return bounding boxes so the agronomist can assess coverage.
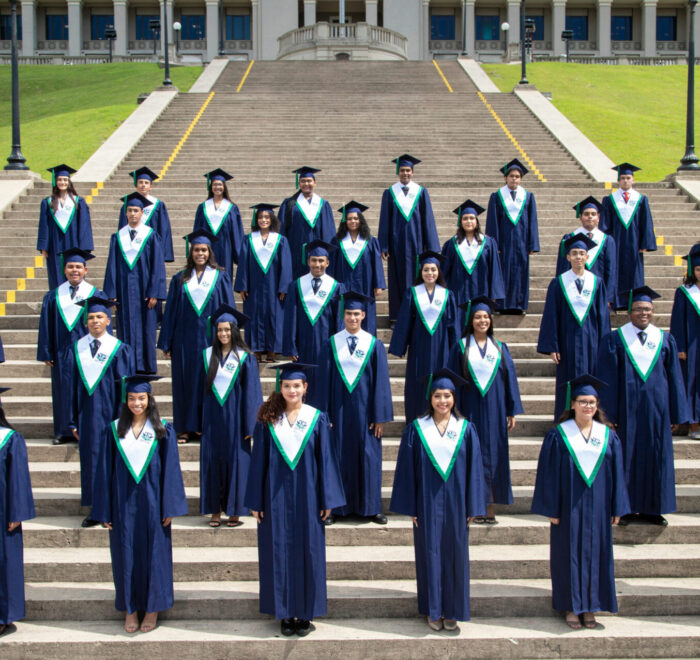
[472,516,487,524]
[582,613,597,629]
[485,516,498,525]
[264,353,277,363]
[226,518,243,528]
[209,519,221,528]
[427,617,443,631]
[565,612,582,629]
[140,613,158,633]
[124,613,139,634]
[177,433,188,445]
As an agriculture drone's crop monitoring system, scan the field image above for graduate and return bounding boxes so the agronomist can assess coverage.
[91,375,188,634]
[595,286,689,525]
[538,234,611,420]
[37,248,100,445]
[282,239,344,402]
[330,201,386,335]
[390,368,487,630]
[0,391,35,636]
[485,158,540,313]
[670,244,700,439]
[244,363,345,637]
[37,164,94,290]
[315,292,394,525]
[600,163,657,309]
[441,199,505,328]
[555,196,617,305]
[103,192,167,374]
[118,167,174,262]
[158,230,234,443]
[192,168,244,281]
[234,203,293,363]
[64,295,135,526]
[388,251,458,424]
[378,155,440,322]
[532,374,630,629]
[278,167,336,279]
[200,304,262,527]
[447,297,523,523]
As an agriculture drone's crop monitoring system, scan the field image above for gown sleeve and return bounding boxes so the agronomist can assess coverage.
[316,413,346,511]
[310,339,332,412]
[465,424,488,518]
[8,432,36,522]
[157,202,174,262]
[91,425,115,523]
[37,292,54,361]
[486,237,506,302]
[277,237,293,295]
[594,331,620,424]
[669,287,688,353]
[230,205,245,265]
[145,235,168,299]
[241,355,263,438]
[233,237,250,292]
[536,278,561,355]
[37,198,50,252]
[501,342,524,416]
[370,341,394,424]
[157,275,181,352]
[77,198,94,251]
[282,279,299,357]
[603,235,618,304]
[526,193,540,253]
[665,333,691,425]
[638,197,657,252]
[420,189,440,252]
[370,237,386,290]
[485,193,500,247]
[389,424,419,517]
[445,290,459,347]
[531,429,562,518]
[609,430,631,518]
[388,288,414,357]
[244,422,269,512]
[377,190,391,254]
[160,423,189,519]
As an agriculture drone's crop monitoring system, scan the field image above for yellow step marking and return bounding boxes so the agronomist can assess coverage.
[16,278,25,291]
[432,60,453,93]
[26,267,35,279]
[605,182,613,189]
[85,195,92,204]
[657,235,664,246]
[6,290,15,303]
[237,60,255,93]
[0,303,6,316]
[665,245,674,256]
[675,255,683,267]
[97,181,104,190]
[35,255,44,268]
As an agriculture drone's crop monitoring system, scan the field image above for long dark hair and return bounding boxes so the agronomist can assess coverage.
[455,217,484,245]
[413,264,448,287]
[683,266,698,286]
[251,209,281,233]
[206,322,251,392]
[116,394,166,439]
[258,392,288,425]
[0,406,14,430]
[206,182,231,201]
[51,180,79,212]
[557,399,614,428]
[421,390,464,420]
[180,245,223,283]
[335,212,371,240]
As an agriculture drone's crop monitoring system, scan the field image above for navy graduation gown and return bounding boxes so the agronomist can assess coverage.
[118,199,174,262]
[390,419,487,621]
[532,427,630,614]
[600,193,657,308]
[157,269,234,433]
[485,189,539,311]
[537,272,611,419]
[102,230,167,374]
[378,185,439,321]
[0,429,35,626]
[388,286,459,423]
[595,326,689,514]
[314,334,394,516]
[91,422,188,614]
[244,411,345,620]
[670,285,700,423]
[441,235,505,328]
[37,196,94,290]
[199,349,262,516]
[329,235,386,335]
[447,338,523,504]
[193,200,245,280]
[278,193,336,279]
[0,334,4,363]
[234,232,293,353]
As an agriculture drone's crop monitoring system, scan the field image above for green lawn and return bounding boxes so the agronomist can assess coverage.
[0,63,202,180]
[482,63,700,182]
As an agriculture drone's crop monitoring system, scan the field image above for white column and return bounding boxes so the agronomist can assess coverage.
[642,0,657,56]
[365,0,378,25]
[552,0,566,56]
[251,0,261,59]
[113,0,128,56]
[507,0,520,48]
[304,0,316,26]
[19,0,36,56]
[67,0,82,56]
[597,0,611,56]
[465,0,475,54]
[421,0,430,59]
[206,0,219,61]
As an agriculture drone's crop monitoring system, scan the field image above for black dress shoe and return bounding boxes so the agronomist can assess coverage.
[324,515,335,526]
[371,513,388,525]
[642,513,668,526]
[81,517,100,528]
[280,618,295,636]
[618,513,638,526]
[53,436,73,445]
[295,619,311,636]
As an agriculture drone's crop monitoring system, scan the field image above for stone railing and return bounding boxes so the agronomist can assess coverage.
[0,54,156,64]
[277,21,407,60]
[534,54,692,65]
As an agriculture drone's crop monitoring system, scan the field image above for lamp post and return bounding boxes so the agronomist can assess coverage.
[461,0,468,56]
[219,0,225,55]
[173,21,181,57]
[679,0,700,170]
[162,1,173,86]
[519,0,527,83]
[105,26,117,63]
[149,18,160,57]
[561,29,573,62]
[4,0,27,171]
[501,21,510,60]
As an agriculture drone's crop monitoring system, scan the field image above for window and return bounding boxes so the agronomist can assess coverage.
[431,13,455,40]
[91,14,114,40]
[226,14,250,40]
[0,14,22,40]
[565,15,588,41]
[657,15,677,41]
[476,15,500,41]
[611,15,632,41]
[136,15,159,40]
[525,15,544,41]
[181,14,205,40]
[46,14,68,40]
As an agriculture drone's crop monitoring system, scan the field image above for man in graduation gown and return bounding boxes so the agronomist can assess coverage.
[595,287,689,525]
[37,248,101,445]
[538,234,611,420]
[63,295,135,526]
[555,196,617,305]
[600,163,657,309]
[103,192,167,374]
[314,292,394,526]
[486,158,540,313]
[118,167,174,262]
[278,166,336,279]
[378,155,439,322]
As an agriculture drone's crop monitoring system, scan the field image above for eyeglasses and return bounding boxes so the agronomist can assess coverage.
[574,400,597,408]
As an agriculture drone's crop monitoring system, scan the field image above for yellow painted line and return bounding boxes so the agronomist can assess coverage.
[432,60,453,93]
[34,255,43,268]
[0,303,5,316]
[236,60,255,93]
[26,267,34,279]
[97,181,104,190]
[6,290,15,303]
[476,91,546,183]
[657,235,664,246]
[16,278,25,291]
[665,245,674,256]
[85,195,93,204]
[675,255,683,266]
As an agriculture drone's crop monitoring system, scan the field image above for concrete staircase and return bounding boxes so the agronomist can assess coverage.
[1,61,699,657]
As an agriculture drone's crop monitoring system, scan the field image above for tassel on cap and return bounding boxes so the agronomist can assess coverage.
[275,368,281,393]
[121,376,127,404]
[251,208,257,229]
[628,289,633,314]
[425,373,433,400]
[566,380,572,410]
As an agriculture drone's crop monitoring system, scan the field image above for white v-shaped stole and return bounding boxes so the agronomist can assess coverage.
[681,283,700,316]
[250,232,281,274]
[412,284,448,335]
[572,227,606,267]
[0,427,14,452]
[340,234,368,269]
[454,235,485,274]
[611,189,641,229]
[618,322,663,382]
[390,181,422,221]
[117,224,153,270]
[557,419,609,487]
[414,415,468,482]
[74,333,121,395]
[296,194,323,228]
[203,198,232,234]
[269,404,321,470]
[462,336,501,396]
[49,196,77,233]
[112,417,159,484]
[56,280,96,331]
[184,265,219,316]
[141,197,158,225]
[558,269,597,326]
[203,347,246,405]
[331,330,376,392]
[298,273,338,325]
[498,186,526,225]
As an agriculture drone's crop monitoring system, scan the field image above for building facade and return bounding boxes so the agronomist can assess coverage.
[0,0,697,62]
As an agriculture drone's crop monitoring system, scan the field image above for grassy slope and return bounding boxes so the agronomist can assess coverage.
[0,63,202,179]
[482,63,700,182]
